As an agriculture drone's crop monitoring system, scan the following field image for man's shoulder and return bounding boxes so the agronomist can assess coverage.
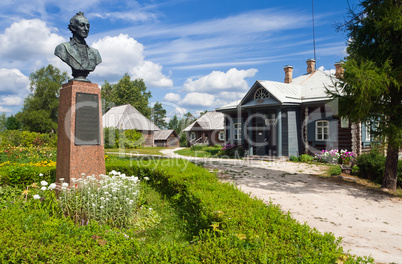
[55,42,70,54]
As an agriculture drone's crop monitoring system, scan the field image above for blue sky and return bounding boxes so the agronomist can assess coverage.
[0,0,359,119]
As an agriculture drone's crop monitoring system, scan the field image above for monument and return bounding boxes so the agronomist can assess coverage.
[55,12,105,184]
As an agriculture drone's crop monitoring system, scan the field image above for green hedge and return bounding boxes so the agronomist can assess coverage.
[0,130,57,147]
[104,127,144,149]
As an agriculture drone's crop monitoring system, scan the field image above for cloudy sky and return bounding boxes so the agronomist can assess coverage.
[0,0,359,118]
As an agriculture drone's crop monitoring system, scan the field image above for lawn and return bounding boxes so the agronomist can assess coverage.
[105,147,167,156]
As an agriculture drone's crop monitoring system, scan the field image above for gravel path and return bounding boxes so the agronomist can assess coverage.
[159,148,402,264]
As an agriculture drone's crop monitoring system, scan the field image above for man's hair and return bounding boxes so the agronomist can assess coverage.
[68,12,87,33]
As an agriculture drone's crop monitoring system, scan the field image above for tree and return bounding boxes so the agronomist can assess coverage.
[151,102,167,129]
[101,74,152,118]
[0,113,6,132]
[331,0,402,190]
[6,115,20,130]
[16,65,68,133]
[168,115,179,133]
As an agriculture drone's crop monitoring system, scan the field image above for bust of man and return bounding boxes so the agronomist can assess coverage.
[55,12,102,82]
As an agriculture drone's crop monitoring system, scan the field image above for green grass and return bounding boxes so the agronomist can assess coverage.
[106,147,167,156]
[174,147,214,158]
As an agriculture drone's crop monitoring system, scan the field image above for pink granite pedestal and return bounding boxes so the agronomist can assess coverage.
[56,81,106,184]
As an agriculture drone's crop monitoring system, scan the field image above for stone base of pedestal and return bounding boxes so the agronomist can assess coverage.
[56,81,106,184]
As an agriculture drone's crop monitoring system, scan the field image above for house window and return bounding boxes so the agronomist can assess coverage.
[316,120,329,141]
[254,88,270,100]
[233,123,241,140]
[190,132,196,141]
[341,117,349,128]
[218,131,225,141]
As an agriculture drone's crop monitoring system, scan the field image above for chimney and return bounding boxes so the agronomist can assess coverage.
[334,62,344,79]
[284,65,293,83]
[306,59,316,74]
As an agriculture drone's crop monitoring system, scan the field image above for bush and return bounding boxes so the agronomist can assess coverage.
[352,165,360,175]
[356,151,402,188]
[299,154,313,162]
[190,144,207,151]
[0,130,57,147]
[103,128,144,149]
[289,155,298,162]
[329,165,342,176]
[217,144,245,158]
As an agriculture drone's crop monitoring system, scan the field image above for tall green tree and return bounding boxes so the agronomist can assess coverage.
[16,65,68,133]
[331,0,402,190]
[151,102,167,129]
[6,115,20,130]
[101,74,152,118]
[168,114,180,133]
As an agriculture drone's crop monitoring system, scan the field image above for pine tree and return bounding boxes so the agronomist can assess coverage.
[332,0,402,190]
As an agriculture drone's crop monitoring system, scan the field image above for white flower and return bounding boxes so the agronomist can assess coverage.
[48,183,56,190]
[92,203,96,207]
[113,197,117,200]
[100,197,105,200]
[106,198,110,201]
[62,182,69,187]
[149,208,153,210]
[59,178,64,181]
[41,187,47,191]
[39,173,44,177]
[100,206,104,209]
[81,173,86,176]
[40,181,48,186]
[33,194,40,200]
[144,177,149,181]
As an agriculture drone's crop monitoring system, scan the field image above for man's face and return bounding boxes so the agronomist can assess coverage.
[72,16,90,39]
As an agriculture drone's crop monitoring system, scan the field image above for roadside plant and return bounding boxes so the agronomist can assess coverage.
[59,171,143,228]
[315,149,356,164]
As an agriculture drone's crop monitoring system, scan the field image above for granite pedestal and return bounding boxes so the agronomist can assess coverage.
[56,81,106,184]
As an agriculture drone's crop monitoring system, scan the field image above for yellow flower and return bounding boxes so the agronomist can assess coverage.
[22,189,30,195]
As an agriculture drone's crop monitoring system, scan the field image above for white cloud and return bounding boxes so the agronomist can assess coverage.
[163,93,181,102]
[184,68,257,93]
[182,93,215,107]
[0,19,65,62]
[91,34,173,87]
[0,96,22,106]
[0,68,30,94]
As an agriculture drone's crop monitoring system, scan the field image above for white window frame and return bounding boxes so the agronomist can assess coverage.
[316,120,329,141]
[218,131,225,141]
[233,123,242,140]
[190,132,196,141]
[365,122,371,141]
[340,117,349,128]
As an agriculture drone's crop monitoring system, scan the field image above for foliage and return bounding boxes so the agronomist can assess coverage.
[356,150,402,188]
[331,0,402,189]
[5,115,20,130]
[190,144,207,151]
[179,132,188,147]
[289,155,298,162]
[0,145,56,164]
[101,74,152,118]
[0,113,6,132]
[328,165,342,176]
[16,65,68,133]
[217,144,245,158]
[298,154,314,162]
[151,102,167,129]
[315,149,356,164]
[103,127,144,149]
[168,115,179,133]
[0,130,57,148]
[352,165,360,175]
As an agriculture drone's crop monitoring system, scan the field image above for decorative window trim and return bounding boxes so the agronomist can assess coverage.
[218,131,225,141]
[316,120,329,141]
[233,123,242,140]
[365,122,371,141]
[190,132,196,141]
[340,117,349,128]
[254,87,270,100]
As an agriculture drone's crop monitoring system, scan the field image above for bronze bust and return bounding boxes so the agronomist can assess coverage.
[55,12,102,83]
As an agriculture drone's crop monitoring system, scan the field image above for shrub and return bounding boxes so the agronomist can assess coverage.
[315,149,356,164]
[352,165,360,175]
[289,155,298,162]
[217,144,245,158]
[356,151,386,183]
[329,165,342,176]
[299,154,313,162]
[190,144,207,151]
[103,128,144,149]
[213,144,222,148]
[0,130,57,147]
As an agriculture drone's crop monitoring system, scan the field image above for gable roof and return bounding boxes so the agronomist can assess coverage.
[102,104,160,131]
[216,68,338,111]
[183,111,224,132]
[154,130,177,140]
